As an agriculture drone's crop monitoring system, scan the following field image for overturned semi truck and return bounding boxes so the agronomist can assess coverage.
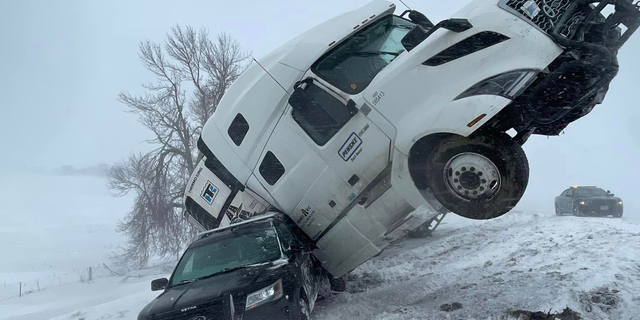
[183,0,640,277]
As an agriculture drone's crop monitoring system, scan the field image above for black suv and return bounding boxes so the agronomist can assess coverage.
[138,213,330,320]
[555,186,623,217]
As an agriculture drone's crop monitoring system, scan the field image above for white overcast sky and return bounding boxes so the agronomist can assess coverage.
[1,0,639,213]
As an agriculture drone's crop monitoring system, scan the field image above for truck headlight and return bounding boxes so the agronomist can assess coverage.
[455,70,538,100]
[579,201,586,205]
[245,279,283,311]
[618,201,623,205]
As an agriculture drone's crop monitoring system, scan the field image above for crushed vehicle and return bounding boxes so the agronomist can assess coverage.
[555,186,623,217]
[139,213,330,320]
[183,0,640,278]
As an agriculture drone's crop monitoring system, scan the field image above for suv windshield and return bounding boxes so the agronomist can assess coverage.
[169,228,281,286]
[312,15,415,94]
[574,188,609,197]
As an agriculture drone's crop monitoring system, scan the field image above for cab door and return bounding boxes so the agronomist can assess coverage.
[285,79,392,239]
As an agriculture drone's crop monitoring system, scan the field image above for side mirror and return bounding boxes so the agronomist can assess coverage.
[609,193,615,197]
[289,79,315,110]
[408,11,434,29]
[401,25,429,52]
[440,19,473,33]
[289,87,309,111]
[151,278,169,291]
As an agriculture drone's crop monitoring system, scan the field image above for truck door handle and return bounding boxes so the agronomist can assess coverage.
[348,174,360,186]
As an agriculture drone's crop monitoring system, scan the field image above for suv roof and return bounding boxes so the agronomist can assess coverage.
[197,212,283,238]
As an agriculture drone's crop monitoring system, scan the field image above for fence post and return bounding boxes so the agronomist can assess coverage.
[19,282,21,297]
[89,267,92,282]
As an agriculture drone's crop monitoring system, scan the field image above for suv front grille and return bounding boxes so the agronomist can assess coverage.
[505,0,587,38]
[152,299,226,320]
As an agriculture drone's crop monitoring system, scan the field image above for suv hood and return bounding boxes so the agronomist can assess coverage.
[141,262,287,317]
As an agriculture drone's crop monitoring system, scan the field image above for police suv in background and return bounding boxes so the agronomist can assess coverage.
[555,186,623,217]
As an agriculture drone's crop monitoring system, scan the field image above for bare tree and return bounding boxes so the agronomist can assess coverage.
[109,25,250,267]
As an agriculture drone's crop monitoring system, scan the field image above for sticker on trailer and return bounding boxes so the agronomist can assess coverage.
[339,133,363,161]
[201,181,219,205]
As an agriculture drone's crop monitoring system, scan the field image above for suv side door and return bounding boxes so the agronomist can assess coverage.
[560,189,574,213]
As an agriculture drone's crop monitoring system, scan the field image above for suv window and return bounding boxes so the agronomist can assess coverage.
[291,83,357,146]
[311,15,414,94]
[276,223,302,250]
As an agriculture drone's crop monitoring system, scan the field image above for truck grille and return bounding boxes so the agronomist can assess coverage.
[505,0,587,38]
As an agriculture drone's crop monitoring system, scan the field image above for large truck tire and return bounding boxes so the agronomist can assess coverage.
[424,133,529,220]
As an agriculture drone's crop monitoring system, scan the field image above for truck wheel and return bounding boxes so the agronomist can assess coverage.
[424,134,529,220]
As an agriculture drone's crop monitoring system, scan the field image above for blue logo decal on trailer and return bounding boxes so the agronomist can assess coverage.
[338,132,363,161]
[201,181,218,205]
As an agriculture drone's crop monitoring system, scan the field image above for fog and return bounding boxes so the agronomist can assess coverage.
[1,0,638,217]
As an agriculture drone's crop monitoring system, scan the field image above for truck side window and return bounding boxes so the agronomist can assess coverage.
[228,113,249,146]
[259,151,285,185]
[566,189,573,197]
[291,83,357,146]
[311,15,414,94]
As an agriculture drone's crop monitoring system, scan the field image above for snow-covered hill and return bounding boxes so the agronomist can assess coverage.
[315,212,640,320]
[2,211,639,320]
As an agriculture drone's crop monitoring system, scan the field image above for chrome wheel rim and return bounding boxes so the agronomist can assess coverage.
[443,152,501,202]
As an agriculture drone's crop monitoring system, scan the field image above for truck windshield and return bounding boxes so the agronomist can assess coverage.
[311,15,415,94]
[169,227,281,286]
[574,188,609,197]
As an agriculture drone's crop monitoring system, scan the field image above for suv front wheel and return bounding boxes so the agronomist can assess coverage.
[424,133,529,220]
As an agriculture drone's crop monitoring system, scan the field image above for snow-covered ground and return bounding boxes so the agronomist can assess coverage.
[315,211,640,320]
[2,209,639,320]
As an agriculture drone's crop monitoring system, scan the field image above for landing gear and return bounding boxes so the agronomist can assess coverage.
[424,134,529,220]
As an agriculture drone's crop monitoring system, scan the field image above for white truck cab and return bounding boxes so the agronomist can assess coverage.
[184,0,640,277]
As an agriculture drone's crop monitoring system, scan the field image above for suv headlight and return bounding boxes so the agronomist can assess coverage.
[579,200,586,205]
[455,70,538,100]
[245,279,283,311]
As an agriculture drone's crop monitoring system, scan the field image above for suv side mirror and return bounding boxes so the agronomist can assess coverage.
[151,278,169,291]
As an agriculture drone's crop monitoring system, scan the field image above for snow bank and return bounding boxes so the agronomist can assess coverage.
[314,211,640,320]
